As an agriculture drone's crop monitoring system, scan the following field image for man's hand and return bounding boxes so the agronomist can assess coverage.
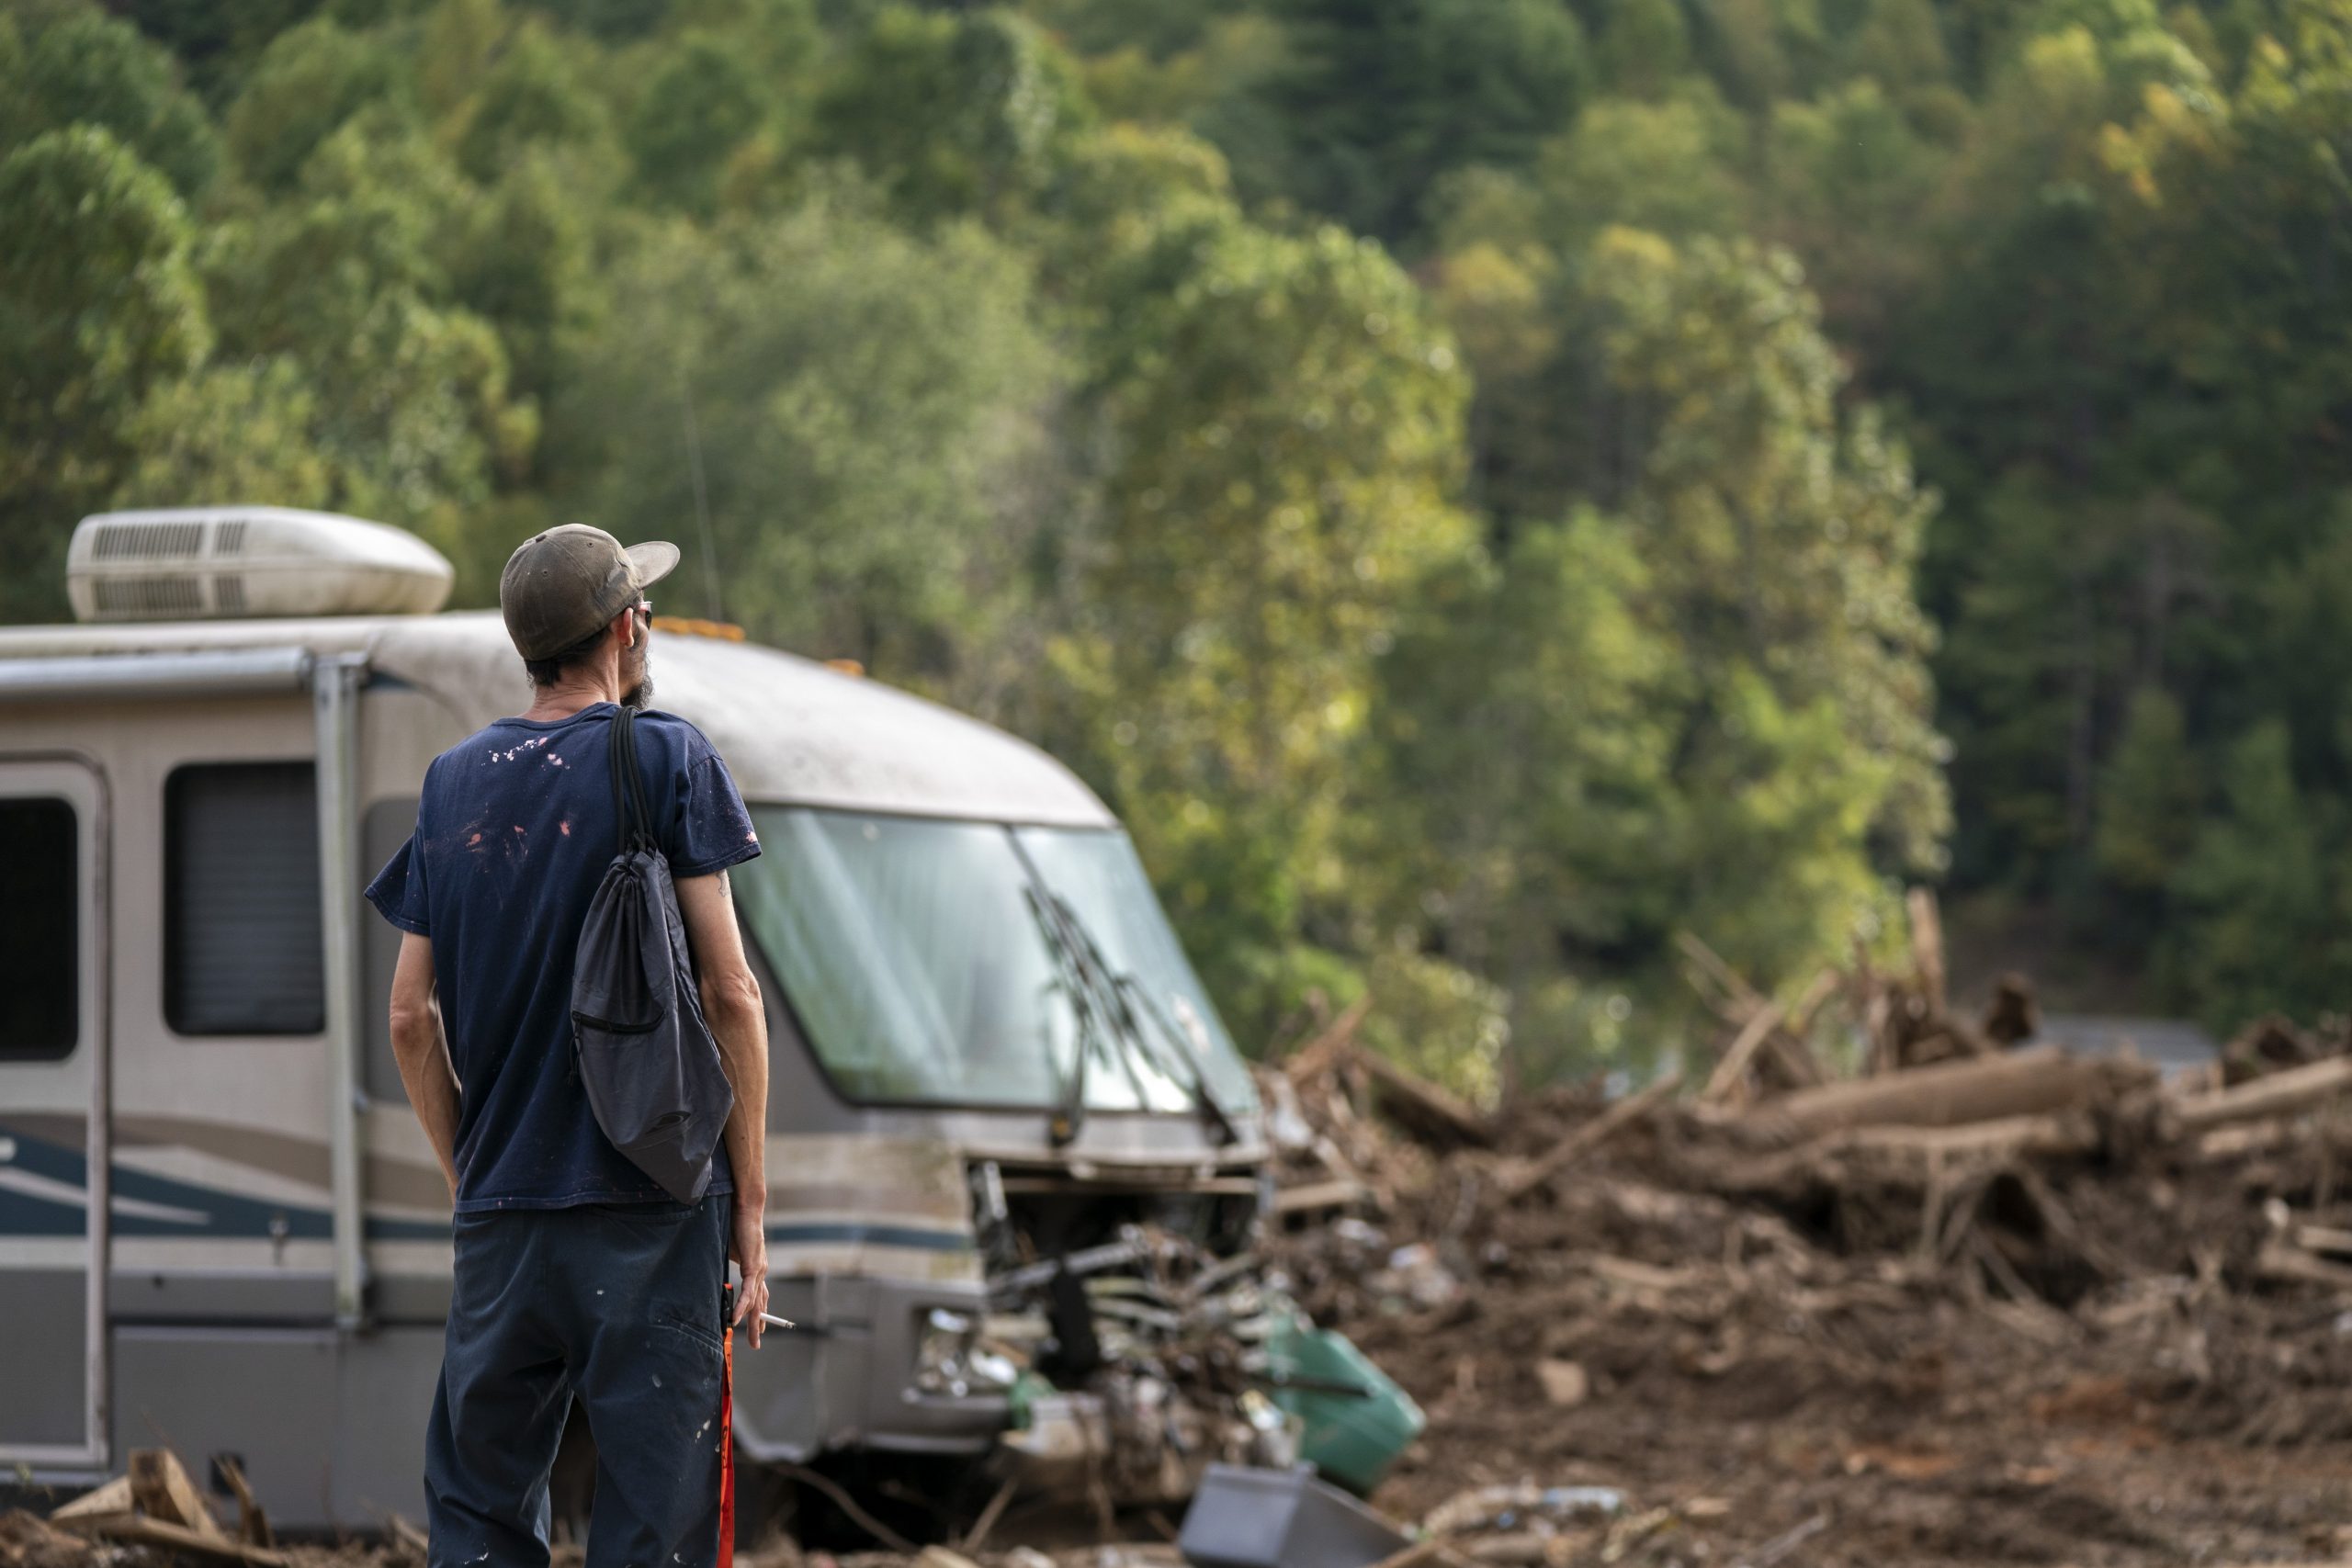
[730,1198,770,1348]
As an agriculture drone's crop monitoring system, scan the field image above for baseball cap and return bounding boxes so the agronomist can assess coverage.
[500,525,680,660]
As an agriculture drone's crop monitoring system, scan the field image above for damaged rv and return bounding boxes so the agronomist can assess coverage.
[0,508,1383,1535]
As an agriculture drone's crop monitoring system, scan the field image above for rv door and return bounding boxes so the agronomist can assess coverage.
[0,757,108,1469]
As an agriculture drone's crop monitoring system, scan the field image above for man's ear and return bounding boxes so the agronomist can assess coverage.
[615,608,638,652]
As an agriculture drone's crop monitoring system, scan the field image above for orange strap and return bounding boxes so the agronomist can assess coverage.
[718,1300,735,1568]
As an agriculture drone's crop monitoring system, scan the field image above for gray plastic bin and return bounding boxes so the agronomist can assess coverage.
[1178,1464,1411,1568]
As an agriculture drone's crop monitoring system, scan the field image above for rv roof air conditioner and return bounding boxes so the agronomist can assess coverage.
[67,507,455,623]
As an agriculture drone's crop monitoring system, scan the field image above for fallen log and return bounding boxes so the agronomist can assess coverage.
[2176,1055,2352,1134]
[1345,1045,1493,1147]
[2256,1239,2352,1292]
[1675,933,1767,1021]
[1843,1111,2098,1161]
[1754,1045,2109,1139]
[215,1457,272,1549]
[1702,1000,1787,1104]
[1284,995,1372,1085]
[2196,1120,2299,1160]
[1906,888,1947,1020]
[1707,1111,2100,1198]
[56,1514,288,1568]
[130,1449,224,1542]
[1775,968,1840,1089]
[2222,1014,2318,1086]
[1272,1178,1375,1215]
[1498,1069,1684,1203]
[1761,1025,1828,1090]
[2292,1224,2352,1258]
[0,1508,90,1568]
[49,1478,132,1525]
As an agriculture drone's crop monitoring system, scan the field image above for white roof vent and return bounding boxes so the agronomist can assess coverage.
[67,507,454,623]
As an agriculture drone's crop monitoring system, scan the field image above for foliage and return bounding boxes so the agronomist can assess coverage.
[810,6,1091,224]
[1234,0,1589,240]
[1055,212,1473,1027]
[16,0,2352,1070]
[0,124,208,620]
[549,197,1065,704]
[0,4,220,195]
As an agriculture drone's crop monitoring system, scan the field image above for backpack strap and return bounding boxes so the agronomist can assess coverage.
[608,706,656,853]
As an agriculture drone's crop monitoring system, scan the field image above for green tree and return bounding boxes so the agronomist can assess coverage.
[1368,511,1677,1039]
[2095,684,2199,893]
[113,360,335,512]
[452,20,613,183]
[223,17,413,192]
[0,5,220,196]
[1848,0,1957,94]
[550,198,1068,704]
[205,117,536,585]
[1234,0,1589,240]
[811,6,1091,224]
[1763,80,1942,355]
[1594,0,1691,98]
[1523,92,1746,244]
[1377,233,1950,1047]
[627,28,770,214]
[2171,722,2341,1031]
[1600,231,1945,825]
[1057,215,1474,1032]
[450,151,605,400]
[0,126,209,621]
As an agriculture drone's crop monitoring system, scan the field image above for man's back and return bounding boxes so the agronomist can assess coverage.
[367,702,759,1211]
[376,524,771,1568]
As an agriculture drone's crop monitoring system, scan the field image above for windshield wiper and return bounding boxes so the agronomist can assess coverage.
[1042,891,1239,1147]
[1023,885,1148,1146]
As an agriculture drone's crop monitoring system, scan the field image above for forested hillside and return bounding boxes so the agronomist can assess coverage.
[5,0,2346,1085]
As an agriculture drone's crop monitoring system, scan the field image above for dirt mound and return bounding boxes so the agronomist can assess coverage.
[1262,925,2352,1565]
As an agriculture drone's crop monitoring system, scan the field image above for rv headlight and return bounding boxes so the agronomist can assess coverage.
[911,1307,1016,1398]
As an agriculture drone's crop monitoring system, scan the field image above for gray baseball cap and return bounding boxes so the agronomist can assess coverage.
[499,525,680,660]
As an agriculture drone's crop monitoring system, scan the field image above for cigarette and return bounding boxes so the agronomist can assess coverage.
[760,1312,796,1330]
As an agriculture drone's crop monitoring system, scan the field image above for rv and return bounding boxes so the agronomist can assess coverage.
[0,508,1267,1531]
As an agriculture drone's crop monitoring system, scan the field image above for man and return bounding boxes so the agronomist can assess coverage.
[366,525,772,1568]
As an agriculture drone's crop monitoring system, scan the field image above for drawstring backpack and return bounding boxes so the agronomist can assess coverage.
[569,705,735,1202]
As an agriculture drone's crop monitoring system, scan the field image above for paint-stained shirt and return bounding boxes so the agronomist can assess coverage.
[365,704,761,1213]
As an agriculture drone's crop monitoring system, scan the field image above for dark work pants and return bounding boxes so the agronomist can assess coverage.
[425,1195,731,1568]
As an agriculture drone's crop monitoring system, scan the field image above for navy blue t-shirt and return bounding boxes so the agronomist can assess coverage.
[365,704,763,1213]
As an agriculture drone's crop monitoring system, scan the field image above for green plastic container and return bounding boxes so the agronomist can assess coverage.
[1261,1314,1426,1495]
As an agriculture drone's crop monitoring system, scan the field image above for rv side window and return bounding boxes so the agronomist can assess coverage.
[0,796,78,1060]
[164,761,326,1036]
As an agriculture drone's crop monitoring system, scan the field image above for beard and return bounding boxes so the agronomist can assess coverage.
[621,646,653,711]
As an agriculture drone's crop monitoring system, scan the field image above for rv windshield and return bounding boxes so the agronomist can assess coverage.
[732,807,1258,1113]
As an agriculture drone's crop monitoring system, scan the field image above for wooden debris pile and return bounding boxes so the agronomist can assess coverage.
[1263,893,2352,1463]
[8,1450,285,1568]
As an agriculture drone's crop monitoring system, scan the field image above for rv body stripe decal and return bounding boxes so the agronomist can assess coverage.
[0,1132,449,1242]
[5,1134,967,1251]
[763,1221,970,1253]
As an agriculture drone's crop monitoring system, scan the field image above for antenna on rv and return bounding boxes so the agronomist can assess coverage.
[678,370,727,624]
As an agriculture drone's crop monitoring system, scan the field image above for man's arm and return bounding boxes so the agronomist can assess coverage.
[676,870,772,1346]
[387,932,462,1196]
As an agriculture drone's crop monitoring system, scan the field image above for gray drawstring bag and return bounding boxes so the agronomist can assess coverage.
[570,706,734,1202]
